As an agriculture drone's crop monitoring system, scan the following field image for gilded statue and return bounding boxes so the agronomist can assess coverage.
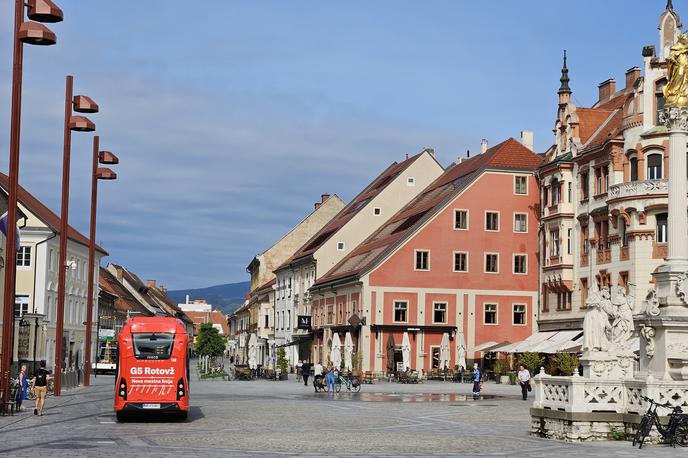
[664,33,688,107]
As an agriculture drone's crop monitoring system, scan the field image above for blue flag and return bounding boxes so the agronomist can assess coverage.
[0,212,20,250]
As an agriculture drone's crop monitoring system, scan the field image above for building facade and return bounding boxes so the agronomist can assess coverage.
[310,137,542,373]
[538,4,680,333]
[274,149,444,368]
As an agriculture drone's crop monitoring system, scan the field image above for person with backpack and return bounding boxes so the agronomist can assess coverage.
[301,361,311,387]
[472,362,482,399]
[31,360,51,416]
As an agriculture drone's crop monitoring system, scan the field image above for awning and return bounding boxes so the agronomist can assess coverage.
[492,330,583,354]
[473,341,500,352]
[274,335,312,349]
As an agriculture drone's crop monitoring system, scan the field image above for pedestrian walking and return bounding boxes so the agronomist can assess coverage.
[15,365,28,412]
[296,360,303,382]
[518,365,531,400]
[325,361,336,392]
[472,362,482,399]
[301,361,311,386]
[32,360,51,416]
[313,361,324,392]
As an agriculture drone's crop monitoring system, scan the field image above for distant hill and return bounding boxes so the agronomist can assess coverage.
[168,281,250,315]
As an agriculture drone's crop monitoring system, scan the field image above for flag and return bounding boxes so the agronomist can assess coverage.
[0,211,21,250]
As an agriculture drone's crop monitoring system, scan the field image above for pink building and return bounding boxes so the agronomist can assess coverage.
[309,137,542,373]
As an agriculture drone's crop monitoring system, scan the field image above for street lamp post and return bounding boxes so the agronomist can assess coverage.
[1,0,62,409]
[83,135,118,386]
[53,76,97,396]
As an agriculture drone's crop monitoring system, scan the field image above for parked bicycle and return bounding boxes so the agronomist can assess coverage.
[335,373,361,393]
[633,395,688,448]
[313,374,328,392]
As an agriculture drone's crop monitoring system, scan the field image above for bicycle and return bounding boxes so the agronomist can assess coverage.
[334,373,361,393]
[633,395,688,448]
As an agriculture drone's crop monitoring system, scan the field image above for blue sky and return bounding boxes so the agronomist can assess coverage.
[0,1,674,288]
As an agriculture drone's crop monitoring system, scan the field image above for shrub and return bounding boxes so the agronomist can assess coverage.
[551,353,579,376]
[519,352,544,375]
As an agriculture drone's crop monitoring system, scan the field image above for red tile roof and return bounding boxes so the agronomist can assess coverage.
[99,267,152,316]
[313,138,541,286]
[0,172,107,255]
[279,152,427,269]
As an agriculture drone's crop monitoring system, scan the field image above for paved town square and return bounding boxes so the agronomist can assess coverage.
[0,372,684,457]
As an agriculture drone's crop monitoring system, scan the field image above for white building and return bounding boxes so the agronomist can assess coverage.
[178,296,212,313]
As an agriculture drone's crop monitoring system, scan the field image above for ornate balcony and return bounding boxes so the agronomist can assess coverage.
[608,179,668,200]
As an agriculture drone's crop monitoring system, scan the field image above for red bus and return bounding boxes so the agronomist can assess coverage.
[114,317,190,421]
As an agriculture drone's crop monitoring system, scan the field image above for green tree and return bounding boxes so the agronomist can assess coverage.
[550,353,580,376]
[518,352,544,376]
[276,347,289,373]
[195,322,226,357]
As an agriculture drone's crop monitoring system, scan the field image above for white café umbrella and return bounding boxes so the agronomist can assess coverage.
[401,332,411,371]
[248,333,258,370]
[439,332,451,370]
[331,333,342,369]
[344,332,354,371]
[457,333,467,370]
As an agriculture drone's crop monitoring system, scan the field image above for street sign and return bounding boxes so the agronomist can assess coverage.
[98,328,115,341]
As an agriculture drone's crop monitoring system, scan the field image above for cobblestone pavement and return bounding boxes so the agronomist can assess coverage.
[0,373,685,457]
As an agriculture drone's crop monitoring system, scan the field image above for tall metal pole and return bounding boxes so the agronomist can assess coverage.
[54,75,74,397]
[83,136,99,386]
[1,0,25,408]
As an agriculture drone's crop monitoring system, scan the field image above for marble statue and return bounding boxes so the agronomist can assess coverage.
[582,284,611,352]
[610,287,634,347]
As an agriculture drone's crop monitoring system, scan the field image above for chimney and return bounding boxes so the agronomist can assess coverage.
[147,279,156,288]
[466,149,470,158]
[115,266,123,282]
[520,130,534,151]
[321,193,329,203]
[185,294,190,304]
[314,202,321,210]
[598,78,616,102]
[625,66,640,89]
[480,139,488,154]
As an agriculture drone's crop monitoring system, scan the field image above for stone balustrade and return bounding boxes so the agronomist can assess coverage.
[607,179,668,200]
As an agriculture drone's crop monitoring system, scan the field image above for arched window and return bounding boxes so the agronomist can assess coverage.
[620,218,628,247]
[656,79,667,126]
[647,154,663,180]
[628,151,638,182]
[656,213,668,244]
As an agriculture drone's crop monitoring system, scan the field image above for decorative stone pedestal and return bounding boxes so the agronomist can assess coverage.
[581,350,635,380]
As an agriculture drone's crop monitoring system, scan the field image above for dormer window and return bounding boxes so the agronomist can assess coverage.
[337,242,345,251]
[407,177,415,186]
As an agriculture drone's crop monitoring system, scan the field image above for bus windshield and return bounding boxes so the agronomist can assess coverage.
[132,333,175,360]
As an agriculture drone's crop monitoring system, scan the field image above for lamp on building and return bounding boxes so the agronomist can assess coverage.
[1,0,62,411]
[54,76,98,396]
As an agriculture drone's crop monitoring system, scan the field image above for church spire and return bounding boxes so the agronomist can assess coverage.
[558,50,571,94]
[667,0,674,11]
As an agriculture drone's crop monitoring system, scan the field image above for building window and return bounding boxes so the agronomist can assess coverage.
[484,303,497,324]
[394,301,408,322]
[656,79,666,125]
[580,278,588,308]
[603,166,609,192]
[16,246,31,267]
[14,295,29,317]
[407,177,415,186]
[513,304,526,325]
[567,228,572,254]
[337,242,345,251]
[567,182,572,202]
[582,225,589,255]
[485,253,499,273]
[513,254,527,274]
[656,213,668,244]
[264,314,269,328]
[415,250,429,271]
[595,168,602,194]
[433,302,447,324]
[485,212,499,231]
[374,207,381,216]
[454,209,468,230]
[327,305,334,324]
[620,219,628,247]
[551,180,560,205]
[46,296,52,322]
[580,172,589,200]
[49,249,54,271]
[550,230,560,257]
[453,252,468,272]
[514,176,527,195]
[514,213,527,233]
[647,154,663,180]
[287,310,291,329]
[629,156,638,181]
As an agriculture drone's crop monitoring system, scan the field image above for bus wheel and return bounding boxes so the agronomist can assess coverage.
[178,411,188,421]
[116,411,125,422]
